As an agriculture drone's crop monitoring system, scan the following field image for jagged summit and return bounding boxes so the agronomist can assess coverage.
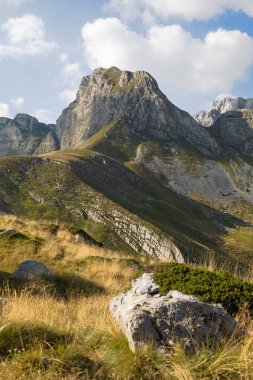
[56,66,219,157]
[0,113,58,156]
[1,69,253,161]
[90,66,159,89]
[195,96,253,127]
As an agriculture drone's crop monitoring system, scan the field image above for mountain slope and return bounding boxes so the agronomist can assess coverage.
[0,68,253,267]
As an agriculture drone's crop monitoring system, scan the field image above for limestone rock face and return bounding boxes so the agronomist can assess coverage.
[11,260,51,279]
[195,97,253,127]
[83,204,184,262]
[110,273,239,353]
[34,131,60,154]
[56,67,220,157]
[0,114,58,156]
[209,110,253,156]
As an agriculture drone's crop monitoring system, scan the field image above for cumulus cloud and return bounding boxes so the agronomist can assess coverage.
[63,62,82,82]
[58,89,77,103]
[11,97,25,107]
[82,18,253,99]
[0,103,10,117]
[0,14,57,58]
[105,0,253,22]
[1,0,29,5]
[34,109,55,124]
[57,53,82,105]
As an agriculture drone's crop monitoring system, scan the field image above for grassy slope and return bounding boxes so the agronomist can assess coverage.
[0,215,252,380]
[0,145,251,267]
[0,112,252,267]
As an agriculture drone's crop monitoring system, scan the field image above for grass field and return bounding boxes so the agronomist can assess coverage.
[0,214,251,379]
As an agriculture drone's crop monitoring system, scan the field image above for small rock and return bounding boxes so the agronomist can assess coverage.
[0,229,16,236]
[131,273,159,296]
[10,260,51,279]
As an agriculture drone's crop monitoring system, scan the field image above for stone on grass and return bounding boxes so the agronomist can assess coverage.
[10,260,51,279]
[110,273,240,353]
[0,229,16,236]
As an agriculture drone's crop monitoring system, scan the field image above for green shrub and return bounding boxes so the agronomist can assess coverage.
[153,263,253,315]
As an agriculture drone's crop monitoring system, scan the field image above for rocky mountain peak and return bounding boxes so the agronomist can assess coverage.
[56,66,220,157]
[195,96,253,127]
[0,113,58,156]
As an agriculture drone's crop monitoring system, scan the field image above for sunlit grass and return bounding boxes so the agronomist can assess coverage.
[0,214,252,379]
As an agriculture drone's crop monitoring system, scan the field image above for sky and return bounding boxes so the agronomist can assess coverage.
[1,0,253,123]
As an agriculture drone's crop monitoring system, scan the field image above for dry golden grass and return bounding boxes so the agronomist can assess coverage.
[0,214,252,379]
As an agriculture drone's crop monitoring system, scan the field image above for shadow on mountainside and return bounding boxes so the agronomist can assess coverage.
[69,152,252,271]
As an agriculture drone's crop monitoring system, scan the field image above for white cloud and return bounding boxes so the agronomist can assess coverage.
[34,109,54,124]
[11,97,25,107]
[63,62,81,81]
[82,18,253,100]
[59,53,68,63]
[0,14,57,58]
[0,102,10,117]
[57,53,82,105]
[1,0,29,5]
[105,0,253,22]
[58,89,77,103]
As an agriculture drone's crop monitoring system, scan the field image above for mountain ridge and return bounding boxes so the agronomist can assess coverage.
[0,67,253,267]
[0,113,59,156]
[195,96,253,127]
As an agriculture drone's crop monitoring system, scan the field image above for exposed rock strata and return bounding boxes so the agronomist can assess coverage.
[83,205,183,262]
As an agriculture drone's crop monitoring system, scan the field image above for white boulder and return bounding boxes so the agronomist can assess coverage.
[110,273,240,353]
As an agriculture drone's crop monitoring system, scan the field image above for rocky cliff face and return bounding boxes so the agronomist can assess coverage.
[0,113,59,156]
[209,110,253,156]
[195,97,253,127]
[56,67,220,157]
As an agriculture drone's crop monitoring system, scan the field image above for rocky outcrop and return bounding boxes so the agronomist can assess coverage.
[83,205,183,262]
[209,110,253,157]
[195,97,253,127]
[56,67,220,157]
[35,131,60,154]
[11,260,51,279]
[110,273,240,353]
[0,114,58,156]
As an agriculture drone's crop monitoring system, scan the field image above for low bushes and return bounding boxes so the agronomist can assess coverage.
[154,263,253,315]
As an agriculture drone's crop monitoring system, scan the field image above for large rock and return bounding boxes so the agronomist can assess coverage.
[10,260,51,279]
[110,273,240,353]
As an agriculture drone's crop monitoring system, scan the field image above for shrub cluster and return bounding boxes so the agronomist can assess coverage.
[153,263,253,315]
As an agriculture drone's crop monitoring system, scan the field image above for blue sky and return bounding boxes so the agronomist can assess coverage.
[0,0,253,123]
